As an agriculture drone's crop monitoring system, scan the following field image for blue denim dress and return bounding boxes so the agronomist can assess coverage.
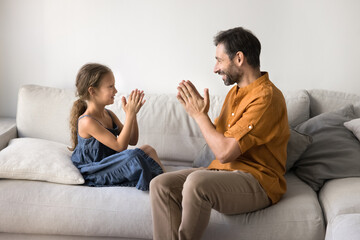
[71,111,163,191]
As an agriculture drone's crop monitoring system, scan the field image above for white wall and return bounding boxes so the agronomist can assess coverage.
[1,0,360,117]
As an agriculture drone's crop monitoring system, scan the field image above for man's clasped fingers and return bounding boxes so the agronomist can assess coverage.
[178,80,198,101]
[183,80,201,98]
[177,83,190,102]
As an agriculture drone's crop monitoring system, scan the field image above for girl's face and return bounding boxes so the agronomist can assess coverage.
[92,72,117,105]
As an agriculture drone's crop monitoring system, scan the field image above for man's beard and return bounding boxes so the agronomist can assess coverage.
[223,73,237,86]
[221,68,241,86]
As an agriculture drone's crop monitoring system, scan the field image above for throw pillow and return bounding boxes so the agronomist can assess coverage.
[0,138,84,184]
[286,129,312,172]
[294,105,360,192]
[344,118,360,141]
[193,143,215,168]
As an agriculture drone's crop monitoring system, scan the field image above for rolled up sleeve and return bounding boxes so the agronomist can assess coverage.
[225,92,280,154]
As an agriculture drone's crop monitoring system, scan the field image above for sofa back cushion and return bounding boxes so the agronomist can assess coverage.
[308,89,360,117]
[16,85,311,165]
[283,90,310,127]
[16,85,225,164]
[108,94,225,165]
[17,85,76,146]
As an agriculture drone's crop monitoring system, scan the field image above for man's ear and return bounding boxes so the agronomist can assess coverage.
[235,51,244,67]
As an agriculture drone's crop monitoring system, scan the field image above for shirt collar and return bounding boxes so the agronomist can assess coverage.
[235,72,269,94]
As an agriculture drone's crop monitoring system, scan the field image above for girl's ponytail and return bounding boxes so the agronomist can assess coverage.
[69,98,87,151]
[69,63,112,151]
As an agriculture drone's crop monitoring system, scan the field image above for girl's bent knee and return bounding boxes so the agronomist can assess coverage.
[140,144,156,154]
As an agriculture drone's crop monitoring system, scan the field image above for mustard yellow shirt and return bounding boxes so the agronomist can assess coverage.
[208,72,290,204]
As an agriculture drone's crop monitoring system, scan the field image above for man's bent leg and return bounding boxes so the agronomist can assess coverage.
[179,170,271,240]
[150,168,198,240]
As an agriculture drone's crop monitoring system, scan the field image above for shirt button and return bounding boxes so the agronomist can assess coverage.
[231,113,235,116]
[248,125,252,129]
[228,124,231,128]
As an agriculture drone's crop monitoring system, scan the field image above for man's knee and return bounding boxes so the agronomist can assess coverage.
[150,172,176,195]
[150,173,166,192]
[182,170,210,198]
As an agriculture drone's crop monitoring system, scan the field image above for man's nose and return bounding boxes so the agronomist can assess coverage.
[214,63,220,74]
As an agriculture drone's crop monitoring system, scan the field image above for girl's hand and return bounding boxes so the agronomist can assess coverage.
[121,89,146,115]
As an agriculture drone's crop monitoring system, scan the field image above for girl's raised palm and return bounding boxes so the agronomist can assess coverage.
[122,89,146,115]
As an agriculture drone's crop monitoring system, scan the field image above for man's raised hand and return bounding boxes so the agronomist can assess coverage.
[177,80,210,119]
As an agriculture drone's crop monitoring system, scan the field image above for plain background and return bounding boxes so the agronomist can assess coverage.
[1,0,360,118]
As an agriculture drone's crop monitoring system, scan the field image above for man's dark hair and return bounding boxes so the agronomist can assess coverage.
[214,27,261,68]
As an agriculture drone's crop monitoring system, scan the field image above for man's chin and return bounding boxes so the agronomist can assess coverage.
[223,79,235,86]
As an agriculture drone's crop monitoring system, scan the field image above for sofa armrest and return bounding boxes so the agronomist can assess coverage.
[0,118,17,151]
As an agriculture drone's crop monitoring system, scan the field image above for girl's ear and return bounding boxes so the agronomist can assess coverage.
[88,86,95,97]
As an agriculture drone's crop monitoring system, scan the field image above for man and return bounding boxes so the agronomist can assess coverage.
[150,27,290,240]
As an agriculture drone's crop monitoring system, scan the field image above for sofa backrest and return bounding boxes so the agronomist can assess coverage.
[108,94,225,165]
[308,89,360,118]
[283,90,310,128]
[16,85,225,165]
[16,85,359,164]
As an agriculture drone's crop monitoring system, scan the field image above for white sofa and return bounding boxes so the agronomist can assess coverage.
[0,84,360,240]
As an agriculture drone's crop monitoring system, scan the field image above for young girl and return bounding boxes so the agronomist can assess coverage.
[69,63,164,190]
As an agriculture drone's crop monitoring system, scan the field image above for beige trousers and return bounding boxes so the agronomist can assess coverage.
[149,168,271,240]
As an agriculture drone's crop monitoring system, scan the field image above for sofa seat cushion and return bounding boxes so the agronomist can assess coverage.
[0,166,187,239]
[319,177,360,224]
[0,233,120,240]
[0,179,154,238]
[203,172,325,240]
[325,214,360,240]
[0,171,323,240]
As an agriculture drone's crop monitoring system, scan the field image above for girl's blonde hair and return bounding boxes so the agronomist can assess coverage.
[69,63,112,151]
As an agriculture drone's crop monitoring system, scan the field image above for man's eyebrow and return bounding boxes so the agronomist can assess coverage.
[215,56,222,60]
